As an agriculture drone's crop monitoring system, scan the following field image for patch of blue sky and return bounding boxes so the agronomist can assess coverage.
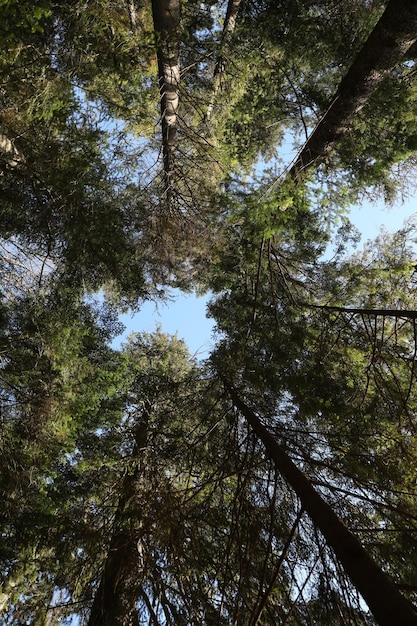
[113,288,215,359]
[112,134,417,357]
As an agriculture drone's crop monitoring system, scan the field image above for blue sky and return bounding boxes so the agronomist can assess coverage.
[110,119,417,357]
[115,290,215,357]
[350,194,416,241]
[113,191,416,356]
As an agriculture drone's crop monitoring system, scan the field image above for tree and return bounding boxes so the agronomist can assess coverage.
[151,0,181,203]
[223,381,417,626]
[204,0,243,126]
[289,0,417,177]
[0,290,126,622]
[3,1,417,623]
[206,217,417,621]
[86,331,196,625]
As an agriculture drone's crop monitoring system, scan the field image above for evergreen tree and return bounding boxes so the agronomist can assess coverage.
[2,1,417,623]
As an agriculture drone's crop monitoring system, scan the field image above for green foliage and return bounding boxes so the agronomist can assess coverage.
[0,291,127,621]
[2,0,417,622]
[337,71,417,199]
[0,0,52,42]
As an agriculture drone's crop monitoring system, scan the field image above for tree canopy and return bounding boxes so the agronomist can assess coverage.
[2,1,417,624]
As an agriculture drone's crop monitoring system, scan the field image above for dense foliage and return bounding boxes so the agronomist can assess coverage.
[1,0,417,624]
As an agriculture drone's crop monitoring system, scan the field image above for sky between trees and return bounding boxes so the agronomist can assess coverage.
[2,0,417,624]
[116,174,417,357]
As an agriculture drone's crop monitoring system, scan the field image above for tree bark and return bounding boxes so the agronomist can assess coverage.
[0,133,25,170]
[88,418,150,626]
[127,0,137,33]
[87,470,145,626]
[305,302,417,320]
[204,0,242,125]
[289,0,417,177]
[151,0,181,197]
[224,381,417,626]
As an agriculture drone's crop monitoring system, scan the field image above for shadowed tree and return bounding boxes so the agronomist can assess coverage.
[204,0,242,126]
[289,0,417,177]
[152,0,181,204]
[223,381,417,626]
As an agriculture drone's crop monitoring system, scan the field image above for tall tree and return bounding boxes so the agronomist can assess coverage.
[289,0,417,177]
[151,0,181,204]
[3,1,417,623]
[0,290,126,622]
[204,0,242,126]
[223,381,417,626]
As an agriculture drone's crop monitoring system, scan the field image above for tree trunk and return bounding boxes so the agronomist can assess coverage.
[87,470,145,626]
[0,133,25,170]
[151,0,181,198]
[290,0,417,177]
[127,0,137,33]
[224,381,417,626]
[305,302,417,320]
[88,418,150,626]
[204,0,242,125]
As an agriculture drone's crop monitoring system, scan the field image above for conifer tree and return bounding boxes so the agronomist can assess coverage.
[2,1,417,623]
